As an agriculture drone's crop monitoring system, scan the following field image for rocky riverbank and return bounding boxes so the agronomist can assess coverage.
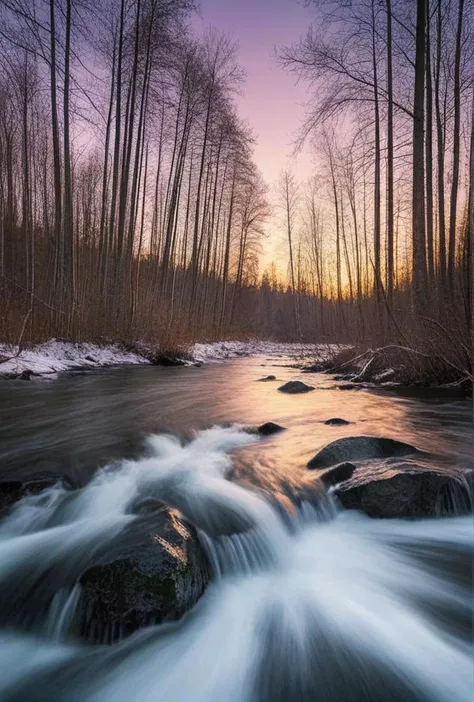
[301,345,473,396]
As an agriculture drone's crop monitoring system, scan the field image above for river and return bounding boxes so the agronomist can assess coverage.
[0,355,472,701]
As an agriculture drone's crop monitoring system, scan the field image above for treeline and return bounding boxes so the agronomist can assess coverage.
[0,0,270,346]
[0,0,473,365]
[277,0,473,362]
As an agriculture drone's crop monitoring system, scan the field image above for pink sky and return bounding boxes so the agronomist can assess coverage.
[193,0,315,191]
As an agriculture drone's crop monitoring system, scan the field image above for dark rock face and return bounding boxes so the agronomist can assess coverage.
[307,436,423,469]
[150,354,186,367]
[257,375,277,382]
[336,470,473,519]
[320,463,356,487]
[278,381,315,394]
[20,369,36,380]
[0,475,73,515]
[257,422,285,436]
[79,508,210,643]
[323,418,351,426]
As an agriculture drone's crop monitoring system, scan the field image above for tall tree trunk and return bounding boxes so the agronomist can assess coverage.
[108,0,125,286]
[63,0,74,330]
[385,0,394,306]
[371,0,381,304]
[99,42,116,290]
[425,0,435,287]
[448,0,464,291]
[467,91,473,345]
[435,0,446,289]
[412,0,428,313]
[49,0,62,313]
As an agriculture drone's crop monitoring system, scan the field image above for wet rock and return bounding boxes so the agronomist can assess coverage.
[257,422,285,436]
[79,509,210,643]
[337,384,361,391]
[156,480,256,537]
[150,354,185,367]
[335,469,473,519]
[257,375,277,382]
[0,474,73,516]
[320,462,356,487]
[278,380,315,394]
[307,436,423,470]
[0,481,23,514]
[323,418,351,426]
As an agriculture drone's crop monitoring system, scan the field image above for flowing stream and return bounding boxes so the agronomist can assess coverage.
[0,357,472,701]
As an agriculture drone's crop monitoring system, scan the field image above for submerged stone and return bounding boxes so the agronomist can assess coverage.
[257,375,277,382]
[323,418,351,426]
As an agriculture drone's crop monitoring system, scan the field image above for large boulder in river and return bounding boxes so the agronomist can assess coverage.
[307,436,423,469]
[79,506,209,643]
[278,380,315,394]
[335,469,473,519]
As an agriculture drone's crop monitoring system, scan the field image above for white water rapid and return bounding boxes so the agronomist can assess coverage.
[0,425,471,702]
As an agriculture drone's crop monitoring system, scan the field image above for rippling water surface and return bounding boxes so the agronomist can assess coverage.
[0,357,472,701]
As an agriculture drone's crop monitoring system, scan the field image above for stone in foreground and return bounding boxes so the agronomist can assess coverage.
[307,435,423,469]
[79,507,209,643]
[278,380,315,394]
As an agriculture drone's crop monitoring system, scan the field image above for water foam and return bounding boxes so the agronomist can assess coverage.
[0,425,471,702]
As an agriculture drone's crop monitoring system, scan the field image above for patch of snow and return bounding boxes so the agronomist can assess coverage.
[191,340,343,364]
[0,338,345,379]
[374,368,396,381]
[0,340,149,379]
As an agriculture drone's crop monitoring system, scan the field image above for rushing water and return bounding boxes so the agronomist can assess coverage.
[0,357,472,701]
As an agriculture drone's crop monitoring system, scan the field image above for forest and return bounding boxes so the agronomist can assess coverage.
[0,0,472,379]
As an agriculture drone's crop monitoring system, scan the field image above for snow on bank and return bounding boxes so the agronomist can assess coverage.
[0,338,343,379]
[191,340,343,364]
[0,340,149,379]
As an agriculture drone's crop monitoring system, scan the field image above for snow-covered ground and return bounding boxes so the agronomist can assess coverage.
[0,340,149,379]
[0,339,342,379]
[191,340,342,364]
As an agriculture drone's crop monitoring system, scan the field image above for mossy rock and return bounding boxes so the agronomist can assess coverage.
[79,509,210,643]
